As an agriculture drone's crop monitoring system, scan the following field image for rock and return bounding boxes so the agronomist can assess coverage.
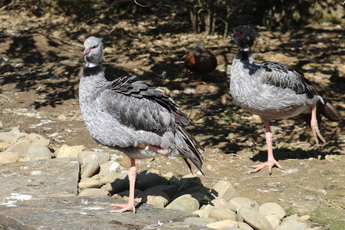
[4,140,31,157]
[99,160,121,176]
[80,160,99,179]
[206,219,238,229]
[277,220,309,230]
[26,145,52,161]
[211,198,228,207]
[0,151,20,163]
[55,144,85,158]
[219,203,237,213]
[0,158,79,199]
[223,228,243,230]
[251,114,262,123]
[190,192,212,206]
[0,120,3,128]
[211,180,239,201]
[58,114,67,120]
[17,156,31,162]
[78,151,109,167]
[99,172,119,184]
[229,197,259,211]
[10,127,21,134]
[238,205,273,230]
[0,132,20,143]
[193,204,214,218]
[0,196,197,229]
[194,84,220,94]
[115,189,144,203]
[0,142,14,152]
[120,156,131,167]
[166,194,200,213]
[26,133,50,146]
[79,178,102,189]
[144,191,170,208]
[184,217,215,226]
[259,202,286,219]
[209,207,237,221]
[238,222,255,230]
[188,109,203,120]
[300,215,310,221]
[78,188,110,197]
[266,215,281,229]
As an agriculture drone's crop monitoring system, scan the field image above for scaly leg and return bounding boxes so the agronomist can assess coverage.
[310,104,325,144]
[250,122,283,174]
[110,158,136,213]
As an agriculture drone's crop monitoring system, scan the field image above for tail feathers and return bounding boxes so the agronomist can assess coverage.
[318,99,341,122]
[300,98,341,129]
[175,125,204,175]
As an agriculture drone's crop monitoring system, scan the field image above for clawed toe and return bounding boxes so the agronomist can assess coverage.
[110,203,135,213]
[249,160,283,174]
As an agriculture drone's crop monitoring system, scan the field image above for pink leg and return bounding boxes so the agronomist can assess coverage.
[310,104,325,144]
[110,158,136,213]
[250,122,283,174]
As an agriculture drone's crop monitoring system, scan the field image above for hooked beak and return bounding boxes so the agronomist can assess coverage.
[83,48,91,56]
[229,31,237,40]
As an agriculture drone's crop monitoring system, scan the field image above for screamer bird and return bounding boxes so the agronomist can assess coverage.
[79,37,203,213]
[230,26,340,174]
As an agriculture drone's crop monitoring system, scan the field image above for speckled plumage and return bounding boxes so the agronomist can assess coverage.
[230,26,340,173]
[79,36,203,212]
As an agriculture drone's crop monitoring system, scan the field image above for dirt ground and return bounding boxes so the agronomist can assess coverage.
[1,3,345,229]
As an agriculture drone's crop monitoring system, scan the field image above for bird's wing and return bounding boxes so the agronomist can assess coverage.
[260,62,317,98]
[100,76,189,136]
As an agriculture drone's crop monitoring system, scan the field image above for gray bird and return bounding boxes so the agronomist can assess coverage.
[79,36,203,213]
[230,26,340,174]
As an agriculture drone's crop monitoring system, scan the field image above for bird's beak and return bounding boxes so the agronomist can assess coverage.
[83,48,91,56]
[229,32,235,39]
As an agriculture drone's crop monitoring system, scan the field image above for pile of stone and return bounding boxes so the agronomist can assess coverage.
[0,128,319,230]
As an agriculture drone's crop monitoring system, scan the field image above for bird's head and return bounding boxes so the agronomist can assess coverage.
[230,26,256,49]
[83,36,103,66]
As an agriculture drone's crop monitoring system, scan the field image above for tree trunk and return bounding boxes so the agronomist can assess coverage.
[205,0,217,35]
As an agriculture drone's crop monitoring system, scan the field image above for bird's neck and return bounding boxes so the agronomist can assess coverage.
[82,63,103,77]
[235,47,252,60]
[85,62,99,68]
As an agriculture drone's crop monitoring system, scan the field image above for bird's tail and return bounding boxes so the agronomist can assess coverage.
[300,98,341,128]
[174,125,204,175]
[317,98,341,122]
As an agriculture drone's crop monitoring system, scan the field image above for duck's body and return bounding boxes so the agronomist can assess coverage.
[184,45,217,76]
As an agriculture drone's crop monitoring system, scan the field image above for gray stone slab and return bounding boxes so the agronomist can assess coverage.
[0,158,79,199]
[0,196,198,230]
[0,159,203,230]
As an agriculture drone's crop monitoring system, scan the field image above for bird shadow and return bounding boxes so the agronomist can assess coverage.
[251,146,342,164]
[107,170,213,210]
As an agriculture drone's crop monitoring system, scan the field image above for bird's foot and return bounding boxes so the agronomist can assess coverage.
[249,160,283,175]
[110,202,136,213]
